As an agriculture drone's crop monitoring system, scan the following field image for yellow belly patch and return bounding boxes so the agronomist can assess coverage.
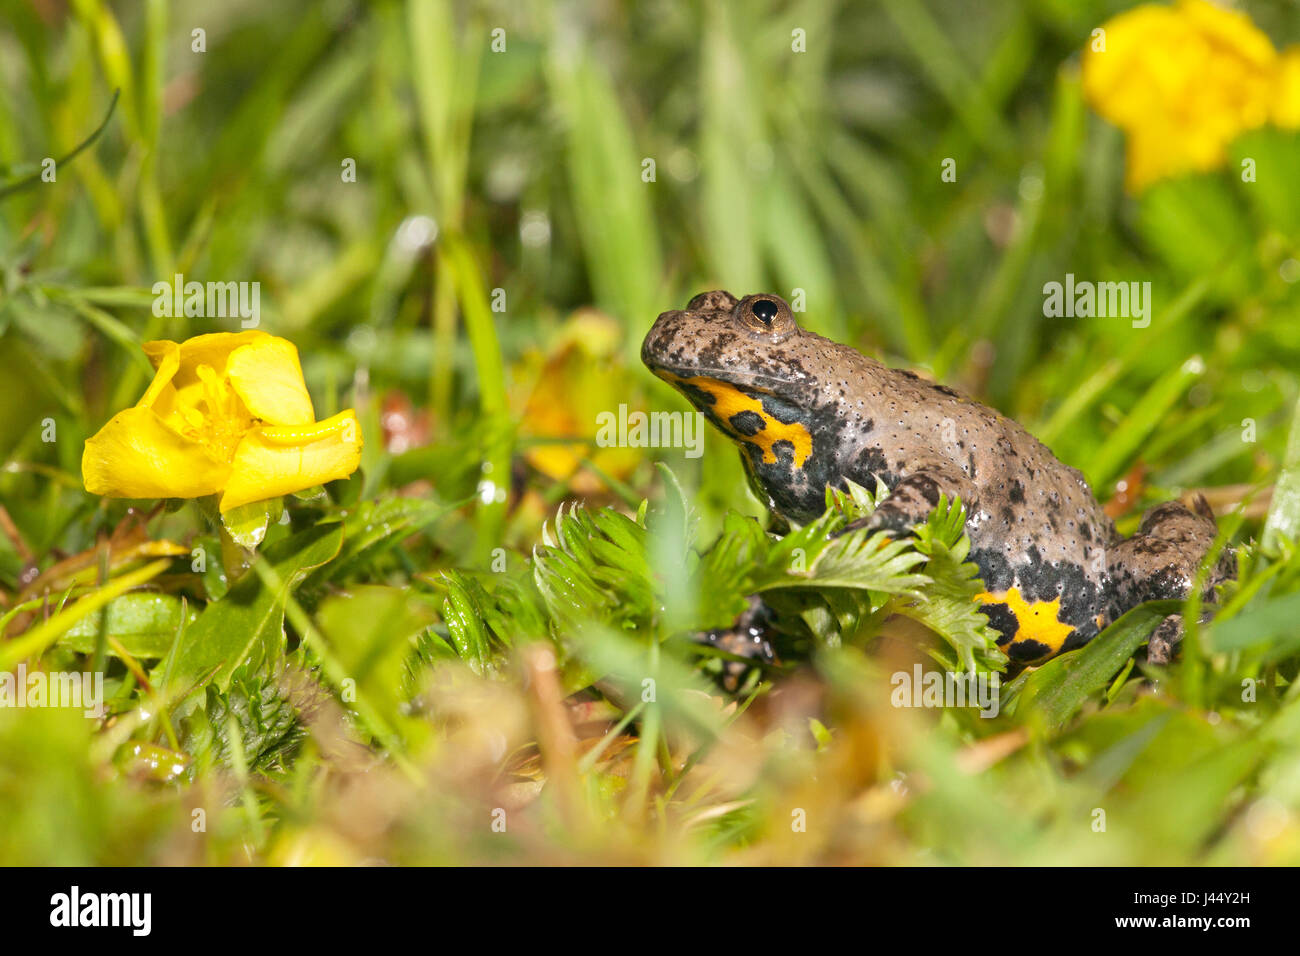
[974,586,1074,655]
[658,372,812,467]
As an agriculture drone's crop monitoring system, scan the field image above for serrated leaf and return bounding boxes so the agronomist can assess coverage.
[533,500,659,635]
[202,666,309,776]
[441,571,494,674]
[755,526,928,595]
[892,494,1007,673]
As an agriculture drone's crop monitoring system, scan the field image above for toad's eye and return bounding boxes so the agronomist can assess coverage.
[734,293,795,339]
[751,298,778,325]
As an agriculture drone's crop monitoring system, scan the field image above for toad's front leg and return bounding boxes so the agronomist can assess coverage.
[853,463,978,537]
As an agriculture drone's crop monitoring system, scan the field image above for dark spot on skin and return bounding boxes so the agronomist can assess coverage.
[855,446,896,490]
[971,547,1014,593]
[760,393,811,427]
[729,410,765,436]
[1009,480,1025,504]
[980,602,1019,644]
[672,378,721,409]
[1007,638,1052,663]
[911,474,942,507]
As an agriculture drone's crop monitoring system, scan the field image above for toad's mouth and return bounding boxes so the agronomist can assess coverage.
[651,369,813,468]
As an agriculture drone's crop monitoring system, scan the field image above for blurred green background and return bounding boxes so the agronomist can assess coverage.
[0,0,1299,865]
[3,0,1299,534]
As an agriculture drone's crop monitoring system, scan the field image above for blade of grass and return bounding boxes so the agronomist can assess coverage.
[1262,393,1300,554]
[0,89,120,200]
[1088,355,1205,490]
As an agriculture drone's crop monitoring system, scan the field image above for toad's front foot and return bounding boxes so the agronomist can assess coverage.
[695,597,777,691]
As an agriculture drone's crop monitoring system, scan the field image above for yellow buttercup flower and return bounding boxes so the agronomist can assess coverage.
[83,331,362,513]
[1082,0,1297,192]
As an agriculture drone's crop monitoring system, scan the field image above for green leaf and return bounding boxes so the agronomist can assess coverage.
[407,569,549,696]
[315,584,434,726]
[0,560,174,672]
[191,533,228,601]
[172,524,344,695]
[308,496,452,586]
[221,498,284,550]
[1087,355,1205,489]
[59,593,197,659]
[1207,589,1300,661]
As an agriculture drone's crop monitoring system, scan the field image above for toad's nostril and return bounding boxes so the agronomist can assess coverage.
[752,298,778,325]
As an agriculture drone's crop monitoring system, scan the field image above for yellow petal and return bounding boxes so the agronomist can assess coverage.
[145,331,268,388]
[146,333,282,439]
[1275,47,1300,128]
[219,410,363,512]
[142,339,179,372]
[1180,0,1276,70]
[226,336,315,426]
[1123,121,1222,192]
[137,339,180,410]
[83,406,227,500]
[1082,5,1186,129]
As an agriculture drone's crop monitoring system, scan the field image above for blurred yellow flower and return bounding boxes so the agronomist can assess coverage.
[1082,0,1298,191]
[515,309,640,495]
[1275,47,1300,127]
[83,331,361,513]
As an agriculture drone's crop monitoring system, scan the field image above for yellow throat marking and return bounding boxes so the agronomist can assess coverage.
[661,372,812,467]
[973,586,1074,654]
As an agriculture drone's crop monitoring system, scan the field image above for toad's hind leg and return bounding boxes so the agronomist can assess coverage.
[1104,496,1233,663]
